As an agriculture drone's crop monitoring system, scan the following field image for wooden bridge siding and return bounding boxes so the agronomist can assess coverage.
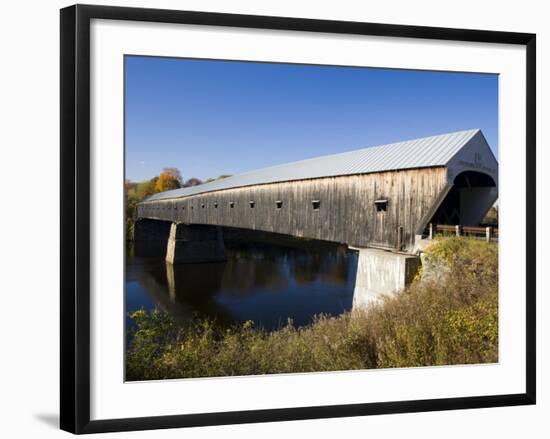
[137,167,448,250]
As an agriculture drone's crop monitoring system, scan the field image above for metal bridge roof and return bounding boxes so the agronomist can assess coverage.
[145,129,482,202]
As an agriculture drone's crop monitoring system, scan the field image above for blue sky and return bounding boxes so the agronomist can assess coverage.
[125,56,498,183]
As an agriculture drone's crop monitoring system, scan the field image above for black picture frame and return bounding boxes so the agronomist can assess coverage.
[60,4,536,434]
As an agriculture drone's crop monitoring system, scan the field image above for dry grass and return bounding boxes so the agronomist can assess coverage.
[126,237,498,381]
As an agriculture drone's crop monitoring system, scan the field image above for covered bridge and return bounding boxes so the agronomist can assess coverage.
[136,128,498,255]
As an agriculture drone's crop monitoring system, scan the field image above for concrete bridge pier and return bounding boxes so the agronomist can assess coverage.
[165,223,226,264]
[352,248,421,309]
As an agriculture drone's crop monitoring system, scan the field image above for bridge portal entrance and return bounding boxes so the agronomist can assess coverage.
[429,171,497,226]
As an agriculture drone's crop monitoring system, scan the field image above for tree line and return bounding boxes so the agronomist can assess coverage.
[125,168,230,240]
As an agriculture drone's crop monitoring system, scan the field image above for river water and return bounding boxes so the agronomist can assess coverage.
[125,232,358,333]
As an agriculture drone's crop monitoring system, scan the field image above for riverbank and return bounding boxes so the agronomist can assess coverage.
[126,237,498,381]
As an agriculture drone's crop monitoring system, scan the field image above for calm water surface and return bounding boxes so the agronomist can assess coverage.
[126,235,358,332]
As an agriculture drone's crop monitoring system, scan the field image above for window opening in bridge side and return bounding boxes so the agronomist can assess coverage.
[201,203,205,208]
[229,201,235,208]
[249,201,255,208]
[312,200,320,210]
[375,199,388,212]
[214,202,218,208]
[276,200,283,209]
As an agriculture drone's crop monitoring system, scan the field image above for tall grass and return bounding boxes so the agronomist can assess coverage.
[126,237,498,381]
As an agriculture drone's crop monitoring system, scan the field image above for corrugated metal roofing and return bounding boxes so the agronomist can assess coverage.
[145,129,480,202]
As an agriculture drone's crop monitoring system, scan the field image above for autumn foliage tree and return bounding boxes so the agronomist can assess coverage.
[126,167,204,241]
[154,168,183,193]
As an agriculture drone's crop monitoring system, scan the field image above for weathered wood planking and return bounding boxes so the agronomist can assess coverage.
[137,167,448,251]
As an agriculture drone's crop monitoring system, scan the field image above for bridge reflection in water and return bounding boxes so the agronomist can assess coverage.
[127,229,431,339]
[127,229,429,336]
[126,233,362,332]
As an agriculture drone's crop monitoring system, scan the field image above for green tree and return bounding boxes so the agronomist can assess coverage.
[136,177,158,200]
